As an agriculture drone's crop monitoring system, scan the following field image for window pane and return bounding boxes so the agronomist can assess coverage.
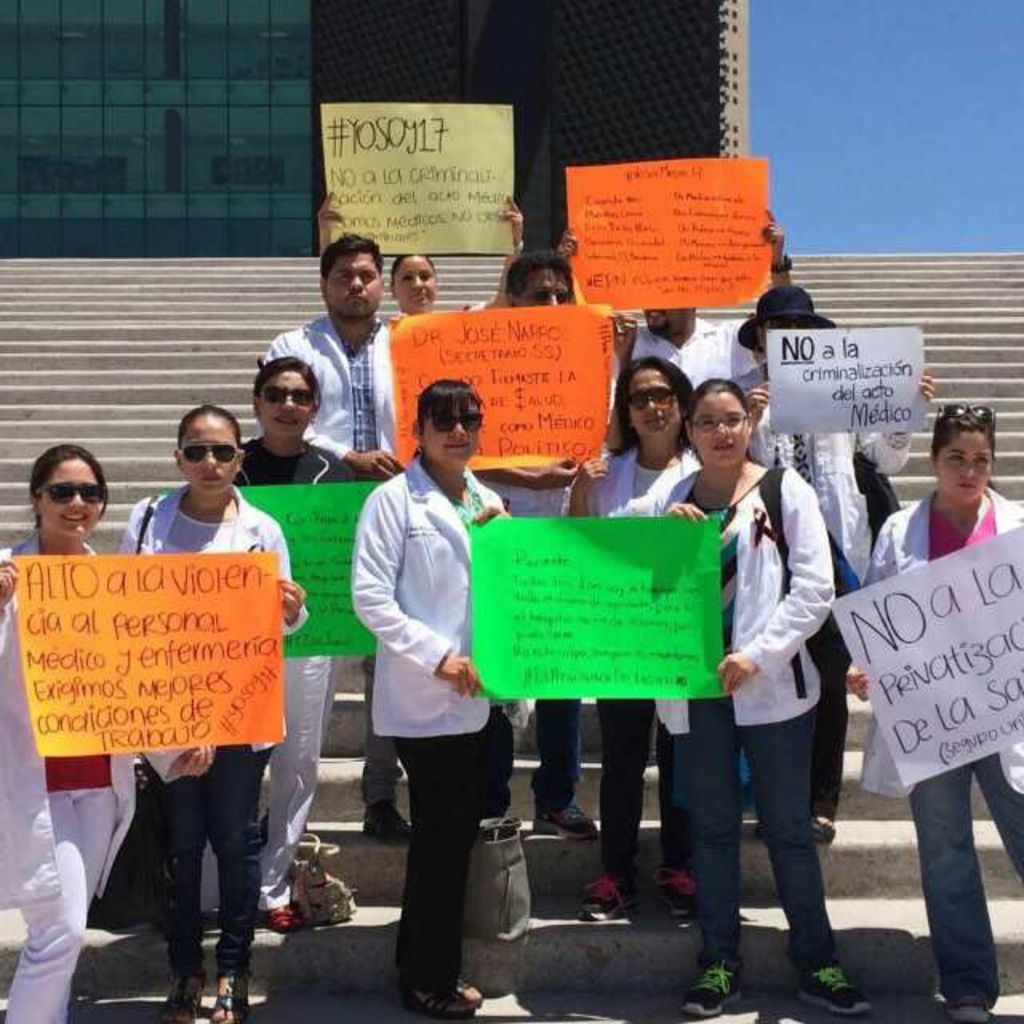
[187,105,228,193]
[105,106,145,193]
[21,2,61,79]
[62,0,104,80]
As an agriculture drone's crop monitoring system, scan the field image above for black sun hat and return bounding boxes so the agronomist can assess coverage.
[737,285,836,350]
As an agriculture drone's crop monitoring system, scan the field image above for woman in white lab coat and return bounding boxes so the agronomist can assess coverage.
[654,379,868,1019]
[353,379,504,1020]
[121,405,306,1024]
[569,356,700,922]
[0,445,137,1024]
[849,405,1024,1024]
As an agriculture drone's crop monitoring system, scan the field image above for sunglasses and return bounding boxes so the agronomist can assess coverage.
[43,482,105,504]
[431,410,484,433]
[628,386,676,410]
[180,443,240,464]
[938,404,995,425]
[527,288,572,305]
[261,385,315,407]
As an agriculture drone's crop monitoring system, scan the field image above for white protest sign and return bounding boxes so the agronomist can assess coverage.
[767,327,926,434]
[834,526,1024,786]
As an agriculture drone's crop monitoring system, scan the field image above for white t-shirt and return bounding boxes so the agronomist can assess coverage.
[631,317,756,387]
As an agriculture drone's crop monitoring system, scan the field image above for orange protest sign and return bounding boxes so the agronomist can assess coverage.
[391,305,614,468]
[566,157,771,309]
[14,552,284,756]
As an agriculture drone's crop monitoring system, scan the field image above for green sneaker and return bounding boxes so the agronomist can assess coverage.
[681,962,741,1018]
[798,962,871,1016]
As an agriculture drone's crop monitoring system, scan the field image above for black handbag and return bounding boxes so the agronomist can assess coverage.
[87,759,170,931]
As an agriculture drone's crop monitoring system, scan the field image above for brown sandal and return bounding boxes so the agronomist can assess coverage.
[399,985,477,1019]
[161,973,205,1024]
[210,973,250,1024]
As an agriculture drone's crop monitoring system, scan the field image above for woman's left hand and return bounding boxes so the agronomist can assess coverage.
[500,196,524,250]
[279,579,306,625]
[718,652,758,694]
[919,373,936,403]
[0,560,17,610]
[473,506,509,527]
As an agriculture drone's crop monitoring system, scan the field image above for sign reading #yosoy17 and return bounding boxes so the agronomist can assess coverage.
[834,526,1024,787]
[766,326,926,434]
[319,102,514,255]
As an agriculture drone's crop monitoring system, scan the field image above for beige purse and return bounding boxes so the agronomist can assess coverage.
[291,833,357,926]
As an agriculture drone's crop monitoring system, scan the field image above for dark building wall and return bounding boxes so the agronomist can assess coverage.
[313,0,725,247]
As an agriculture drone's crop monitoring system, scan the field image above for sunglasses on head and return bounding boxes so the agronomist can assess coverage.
[431,410,483,433]
[628,386,676,410]
[44,482,105,504]
[180,443,239,464]
[937,404,995,425]
[261,385,315,407]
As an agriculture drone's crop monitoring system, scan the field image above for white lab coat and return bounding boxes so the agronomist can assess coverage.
[120,486,308,778]
[265,315,395,460]
[0,537,136,910]
[655,468,834,733]
[585,448,700,518]
[750,410,911,582]
[629,318,758,388]
[352,457,501,738]
[859,490,1024,798]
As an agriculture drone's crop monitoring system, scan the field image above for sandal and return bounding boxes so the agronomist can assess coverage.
[161,972,205,1024]
[210,973,250,1024]
[399,984,478,1019]
[266,905,305,933]
[456,979,484,1009]
[812,816,837,844]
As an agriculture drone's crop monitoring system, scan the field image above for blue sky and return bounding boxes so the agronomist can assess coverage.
[750,1,1024,253]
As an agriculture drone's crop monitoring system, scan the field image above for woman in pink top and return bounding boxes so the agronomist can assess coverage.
[849,406,1024,1024]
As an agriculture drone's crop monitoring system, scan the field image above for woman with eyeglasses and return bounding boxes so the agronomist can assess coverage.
[568,357,700,922]
[848,404,1023,1024]
[0,445,140,1024]
[122,405,307,1024]
[654,380,869,1019]
[236,358,353,933]
[353,379,505,1020]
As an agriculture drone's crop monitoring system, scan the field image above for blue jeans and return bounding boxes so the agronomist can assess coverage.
[163,745,272,976]
[909,753,1024,1005]
[676,700,834,972]
[483,700,581,817]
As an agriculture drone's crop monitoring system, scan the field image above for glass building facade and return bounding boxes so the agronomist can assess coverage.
[0,0,312,257]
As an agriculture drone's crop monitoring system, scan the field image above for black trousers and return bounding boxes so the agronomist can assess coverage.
[597,699,691,886]
[394,729,486,993]
[810,662,849,819]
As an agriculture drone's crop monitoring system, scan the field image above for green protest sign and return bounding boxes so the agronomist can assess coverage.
[472,517,723,699]
[242,482,377,657]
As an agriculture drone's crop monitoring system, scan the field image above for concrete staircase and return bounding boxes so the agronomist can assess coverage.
[1,253,1023,1006]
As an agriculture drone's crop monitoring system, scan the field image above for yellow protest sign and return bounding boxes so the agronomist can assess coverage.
[319,102,514,254]
[15,553,285,756]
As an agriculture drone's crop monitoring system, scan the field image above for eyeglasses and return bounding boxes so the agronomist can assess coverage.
[527,288,572,305]
[628,387,676,411]
[937,404,995,425]
[430,410,484,433]
[261,385,315,407]
[690,414,749,434]
[180,443,240,463]
[43,482,105,504]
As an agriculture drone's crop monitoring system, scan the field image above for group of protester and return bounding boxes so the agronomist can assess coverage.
[0,195,1021,1024]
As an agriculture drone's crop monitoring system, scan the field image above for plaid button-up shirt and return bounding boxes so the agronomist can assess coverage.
[340,321,382,452]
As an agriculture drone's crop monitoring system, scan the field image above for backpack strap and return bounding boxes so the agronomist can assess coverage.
[135,499,159,555]
[756,467,807,699]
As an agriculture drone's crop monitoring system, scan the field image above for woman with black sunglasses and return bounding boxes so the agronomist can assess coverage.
[849,404,1024,1024]
[0,445,140,1024]
[121,405,307,1024]
[236,358,353,934]
[569,357,699,923]
[352,379,505,1020]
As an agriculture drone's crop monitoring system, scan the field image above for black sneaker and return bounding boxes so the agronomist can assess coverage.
[798,963,871,1016]
[363,800,411,842]
[681,962,741,1018]
[654,865,696,918]
[579,872,638,922]
[533,803,598,840]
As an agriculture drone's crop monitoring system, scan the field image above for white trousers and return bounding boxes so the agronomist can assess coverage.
[8,787,118,1024]
[259,655,336,909]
